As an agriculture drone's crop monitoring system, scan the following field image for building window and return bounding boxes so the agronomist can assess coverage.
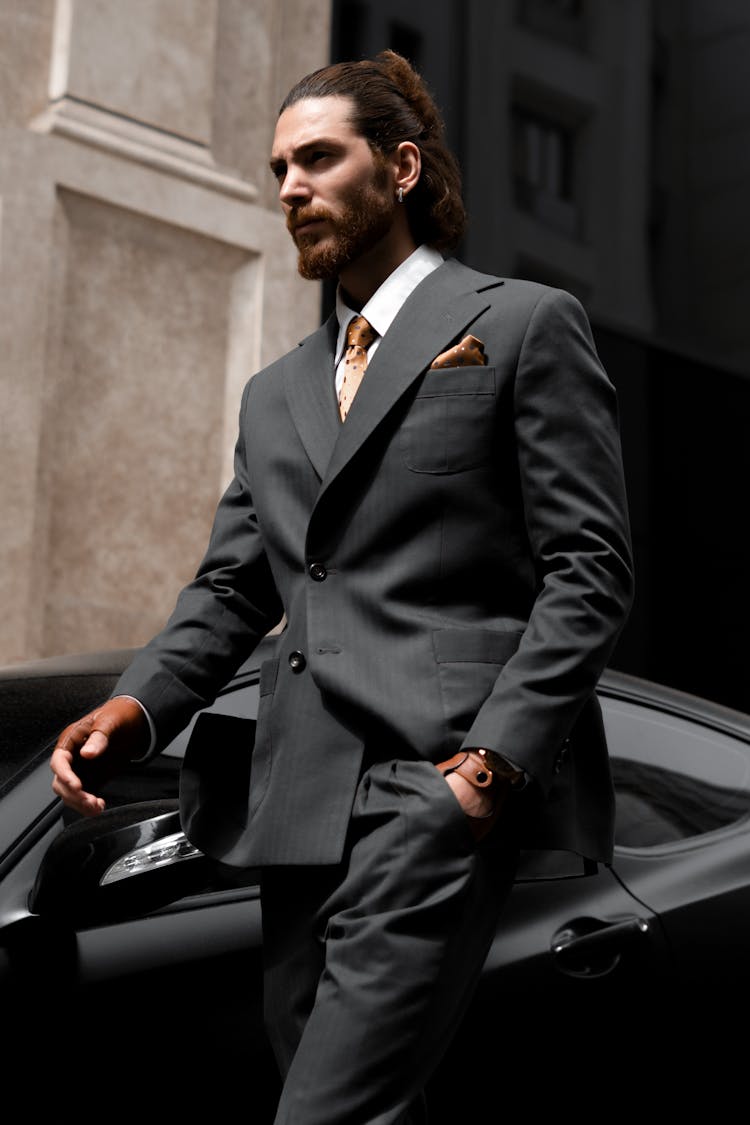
[332,1,370,62]
[511,105,581,237]
[388,22,422,69]
[516,0,589,51]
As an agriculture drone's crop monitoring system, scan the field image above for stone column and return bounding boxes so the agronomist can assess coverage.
[0,0,330,661]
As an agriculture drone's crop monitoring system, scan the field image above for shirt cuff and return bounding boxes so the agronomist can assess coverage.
[115,694,157,761]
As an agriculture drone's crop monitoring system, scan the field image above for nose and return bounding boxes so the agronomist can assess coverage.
[279,164,311,208]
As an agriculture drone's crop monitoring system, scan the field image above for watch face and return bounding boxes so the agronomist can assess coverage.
[464,751,495,787]
[481,749,522,781]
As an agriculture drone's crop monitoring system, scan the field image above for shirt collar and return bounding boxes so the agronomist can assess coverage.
[334,245,444,364]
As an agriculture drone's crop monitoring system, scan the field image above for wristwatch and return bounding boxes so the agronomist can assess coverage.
[475,748,525,786]
[438,748,525,790]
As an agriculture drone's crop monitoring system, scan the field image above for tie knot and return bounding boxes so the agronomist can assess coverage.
[346,315,376,351]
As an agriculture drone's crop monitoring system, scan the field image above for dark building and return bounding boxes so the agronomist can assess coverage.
[330,0,750,713]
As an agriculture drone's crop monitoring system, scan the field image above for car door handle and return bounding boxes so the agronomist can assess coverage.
[551,916,650,978]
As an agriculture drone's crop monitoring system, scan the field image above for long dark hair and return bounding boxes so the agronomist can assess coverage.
[279,51,466,252]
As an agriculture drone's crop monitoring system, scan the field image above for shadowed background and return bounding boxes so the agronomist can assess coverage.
[1,0,747,713]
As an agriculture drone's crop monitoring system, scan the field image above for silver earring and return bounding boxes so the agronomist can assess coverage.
[397,186,404,203]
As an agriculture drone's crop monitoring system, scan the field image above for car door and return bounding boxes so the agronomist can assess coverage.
[599,685,750,1067]
[0,646,279,1113]
[429,679,750,1112]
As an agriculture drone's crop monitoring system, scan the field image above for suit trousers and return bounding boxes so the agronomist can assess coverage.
[261,757,519,1124]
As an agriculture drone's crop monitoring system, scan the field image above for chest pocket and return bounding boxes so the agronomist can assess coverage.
[400,365,496,473]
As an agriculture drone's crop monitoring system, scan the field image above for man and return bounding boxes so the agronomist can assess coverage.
[50,51,634,1124]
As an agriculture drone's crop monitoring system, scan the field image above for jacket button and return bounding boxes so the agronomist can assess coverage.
[288,650,306,673]
[309,562,327,581]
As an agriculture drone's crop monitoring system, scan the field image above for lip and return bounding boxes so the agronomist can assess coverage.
[293,219,327,237]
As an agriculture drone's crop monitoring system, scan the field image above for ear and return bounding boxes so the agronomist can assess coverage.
[393,141,421,200]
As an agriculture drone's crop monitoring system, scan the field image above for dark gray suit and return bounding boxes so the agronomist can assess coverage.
[114,257,633,1121]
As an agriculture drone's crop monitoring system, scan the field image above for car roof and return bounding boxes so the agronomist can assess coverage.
[599,667,750,742]
[0,649,138,681]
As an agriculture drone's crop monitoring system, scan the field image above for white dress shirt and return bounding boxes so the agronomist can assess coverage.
[334,244,444,398]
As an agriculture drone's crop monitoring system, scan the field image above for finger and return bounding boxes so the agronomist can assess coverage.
[49,720,103,807]
[80,793,105,815]
[51,772,104,815]
[49,746,82,790]
[50,721,92,773]
[79,730,109,758]
[54,721,93,757]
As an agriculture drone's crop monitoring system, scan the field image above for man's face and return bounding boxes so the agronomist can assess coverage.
[270,96,396,280]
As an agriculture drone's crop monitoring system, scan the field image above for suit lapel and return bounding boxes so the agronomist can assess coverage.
[282,260,505,492]
[319,259,502,496]
[283,312,340,480]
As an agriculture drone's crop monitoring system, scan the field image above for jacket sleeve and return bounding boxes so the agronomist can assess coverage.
[112,378,284,752]
[462,288,634,796]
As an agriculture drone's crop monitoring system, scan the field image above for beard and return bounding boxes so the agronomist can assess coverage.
[288,171,395,281]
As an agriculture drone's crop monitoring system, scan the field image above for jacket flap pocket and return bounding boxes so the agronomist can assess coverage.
[416,366,495,397]
[433,628,523,664]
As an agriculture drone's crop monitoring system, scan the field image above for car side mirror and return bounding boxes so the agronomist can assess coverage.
[30,799,213,926]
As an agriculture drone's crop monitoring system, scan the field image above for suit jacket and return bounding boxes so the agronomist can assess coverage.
[113,258,634,869]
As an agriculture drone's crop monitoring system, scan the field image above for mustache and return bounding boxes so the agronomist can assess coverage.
[287,206,335,235]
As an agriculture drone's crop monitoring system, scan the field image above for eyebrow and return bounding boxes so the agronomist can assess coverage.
[269,136,345,173]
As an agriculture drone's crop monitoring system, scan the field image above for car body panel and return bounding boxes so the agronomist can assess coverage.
[1,642,749,1109]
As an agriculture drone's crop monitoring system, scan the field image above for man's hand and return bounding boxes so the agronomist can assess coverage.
[436,750,515,842]
[50,696,150,817]
[441,768,495,819]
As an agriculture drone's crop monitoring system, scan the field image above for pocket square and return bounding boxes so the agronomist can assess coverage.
[430,334,487,368]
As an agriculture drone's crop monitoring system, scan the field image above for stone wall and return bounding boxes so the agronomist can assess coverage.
[0,0,330,662]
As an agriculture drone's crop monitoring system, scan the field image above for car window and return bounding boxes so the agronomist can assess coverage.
[0,670,122,791]
[602,696,750,848]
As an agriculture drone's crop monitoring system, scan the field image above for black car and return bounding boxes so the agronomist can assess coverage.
[2,636,748,1113]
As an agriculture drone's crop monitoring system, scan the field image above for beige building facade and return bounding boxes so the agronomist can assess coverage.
[0,0,330,664]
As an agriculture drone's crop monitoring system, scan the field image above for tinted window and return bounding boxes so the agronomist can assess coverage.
[602,696,750,847]
[0,671,121,790]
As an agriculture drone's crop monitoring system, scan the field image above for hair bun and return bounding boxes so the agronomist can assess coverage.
[375,50,443,136]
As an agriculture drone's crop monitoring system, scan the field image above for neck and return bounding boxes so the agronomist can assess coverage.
[338,222,418,307]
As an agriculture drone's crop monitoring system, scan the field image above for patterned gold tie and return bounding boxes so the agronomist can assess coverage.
[338,315,377,421]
